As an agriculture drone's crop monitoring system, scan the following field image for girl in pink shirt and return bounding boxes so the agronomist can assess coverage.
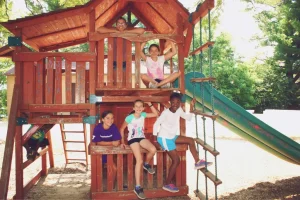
[140,40,181,88]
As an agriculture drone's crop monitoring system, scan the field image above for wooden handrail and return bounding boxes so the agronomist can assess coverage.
[89,32,184,43]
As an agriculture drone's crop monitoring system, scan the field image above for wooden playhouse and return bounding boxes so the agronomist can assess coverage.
[0,0,217,199]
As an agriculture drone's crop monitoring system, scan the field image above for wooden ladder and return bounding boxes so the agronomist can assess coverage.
[59,124,88,167]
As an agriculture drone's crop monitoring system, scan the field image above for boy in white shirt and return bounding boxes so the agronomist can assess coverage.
[153,92,212,193]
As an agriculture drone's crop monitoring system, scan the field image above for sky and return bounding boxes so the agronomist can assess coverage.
[10,0,270,60]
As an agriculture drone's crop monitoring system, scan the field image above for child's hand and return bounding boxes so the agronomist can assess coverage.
[112,141,119,147]
[145,102,152,106]
[120,143,126,149]
[190,98,196,111]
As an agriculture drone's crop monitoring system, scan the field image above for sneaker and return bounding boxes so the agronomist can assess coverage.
[143,163,155,174]
[195,159,213,170]
[149,82,157,88]
[163,184,179,193]
[160,83,171,88]
[134,186,146,199]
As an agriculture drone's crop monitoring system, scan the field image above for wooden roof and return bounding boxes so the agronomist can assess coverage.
[0,0,190,52]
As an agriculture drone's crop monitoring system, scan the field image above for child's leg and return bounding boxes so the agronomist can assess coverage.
[165,150,180,184]
[141,74,157,87]
[139,139,156,164]
[130,142,143,186]
[175,135,199,163]
[156,71,181,87]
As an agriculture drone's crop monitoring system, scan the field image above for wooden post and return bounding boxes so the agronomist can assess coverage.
[15,125,24,199]
[135,42,141,88]
[47,130,55,167]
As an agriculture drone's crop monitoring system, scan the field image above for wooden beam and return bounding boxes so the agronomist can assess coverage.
[14,52,96,62]
[95,1,118,22]
[147,2,174,30]
[23,147,49,169]
[189,41,214,56]
[190,0,215,25]
[105,3,131,27]
[165,0,189,19]
[0,86,19,200]
[39,38,88,52]
[89,32,183,43]
[28,117,84,124]
[1,7,88,30]
[183,22,193,57]
[101,96,169,102]
[130,6,157,32]
[126,0,167,2]
[27,26,86,41]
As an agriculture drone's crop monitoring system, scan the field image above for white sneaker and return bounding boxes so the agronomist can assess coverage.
[161,83,171,88]
[149,82,158,88]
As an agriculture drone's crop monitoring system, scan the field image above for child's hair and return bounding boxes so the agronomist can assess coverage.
[149,44,160,52]
[101,110,113,119]
[128,100,144,115]
[170,92,182,101]
[116,17,127,23]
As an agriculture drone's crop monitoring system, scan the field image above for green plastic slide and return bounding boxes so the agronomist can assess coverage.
[183,72,300,165]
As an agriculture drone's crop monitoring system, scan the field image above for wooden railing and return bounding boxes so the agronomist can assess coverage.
[90,144,189,199]
[13,52,96,108]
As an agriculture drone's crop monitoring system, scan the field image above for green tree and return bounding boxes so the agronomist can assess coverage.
[243,0,300,109]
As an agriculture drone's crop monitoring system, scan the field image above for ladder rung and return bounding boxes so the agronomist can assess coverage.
[199,168,222,186]
[190,77,216,83]
[194,138,219,156]
[63,140,84,143]
[67,158,87,161]
[66,150,86,152]
[189,41,215,56]
[194,190,206,200]
[191,110,218,120]
[62,130,84,133]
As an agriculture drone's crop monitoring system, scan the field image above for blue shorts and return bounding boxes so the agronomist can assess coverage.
[157,136,179,151]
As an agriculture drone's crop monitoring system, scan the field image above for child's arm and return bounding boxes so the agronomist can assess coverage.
[140,42,147,61]
[119,121,128,148]
[97,26,119,33]
[164,41,177,61]
[96,141,115,146]
[124,28,145,34]
[145,102,159,118]
[152,111,166,136]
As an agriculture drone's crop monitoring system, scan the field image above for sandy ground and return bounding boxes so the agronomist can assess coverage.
[0,110,300,200]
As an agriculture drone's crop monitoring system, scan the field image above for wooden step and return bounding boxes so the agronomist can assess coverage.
[191,109,218,120]
[66,150,86,152]
[199,168,222,186]
[194,138,219,156]
[62,130,84,133]
[189,41,214,56]
[194,190,206,200]
[67,158,87,161]
[63,140,85,143]
[190,77,216,83]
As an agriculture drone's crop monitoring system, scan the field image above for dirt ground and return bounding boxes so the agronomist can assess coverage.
[1,119,300,200]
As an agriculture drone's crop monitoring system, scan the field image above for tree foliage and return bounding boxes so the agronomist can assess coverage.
[243,0,300,109]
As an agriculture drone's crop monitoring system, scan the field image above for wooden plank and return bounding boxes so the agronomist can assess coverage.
[165,0,189,19]
[107,154,114,191]
[195,138,220,156]
[189,41,214,56]
[22,124,44,145]
[126,40,132,88]
[97,155,103,191]
[41,146,48,176]
[46,57,54,104]
[65,59,72,104]
[40,38,88,52]
[75,62,86,103]
[183,22,193,57]
[35,60,44,104]
[47,130,54,167]
[199,168,222,186]
[15,125,24,199]
[147,158,153,189]
[176,152,182,187]
[28,117,83,124]
[91,155,97,192]
[135,42,141,88]
[190,77,216,83]
[191,110,218,120]
[181,151,187,185]
[54,57,62,104]
[117,154,123,191]
[14,52,96,62]
[191,0,215,25]
[23,62,35,105]
[23,170,42,197]
[0,86,19,200]
[97,40,105,88]
[194,190,206,200]
[156,152,163,188]
[27,103,91,112]
[89,32,183,43]
[116,37,123,88]
[107,38,113,87]
[127,153,134,190]
[92,186,188,199]
[177,14,185,93]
